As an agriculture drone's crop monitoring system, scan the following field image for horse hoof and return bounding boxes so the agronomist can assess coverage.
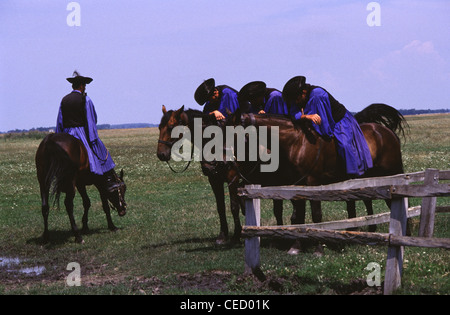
[215,238,227,246]
[313,250,324,257]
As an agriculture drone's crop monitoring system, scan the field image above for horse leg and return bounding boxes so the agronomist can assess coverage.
[40,185,50,243]
[310,200,324,256]
[288,200,306,255]
[348,200,377,231]
[228,182,242,244]
[77,184,91,233]
[290,199,306,225]
[363,200,377,232]
[346,200,357,231]
[64,189,83,244]
[273,200,283,225]
[310,200,322,223]
[208,176,228,244]
[100,194,118,232]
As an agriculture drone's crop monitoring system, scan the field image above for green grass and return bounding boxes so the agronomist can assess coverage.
[0,114,449,295]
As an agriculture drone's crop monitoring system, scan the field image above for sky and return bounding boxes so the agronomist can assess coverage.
[1,0,449,132]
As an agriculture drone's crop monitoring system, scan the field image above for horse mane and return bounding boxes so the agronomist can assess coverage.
[245,113,319,144]
[160,107,217,127]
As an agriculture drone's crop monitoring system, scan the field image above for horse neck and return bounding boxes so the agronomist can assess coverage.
[185,109,224,140]
[247,115,304,145]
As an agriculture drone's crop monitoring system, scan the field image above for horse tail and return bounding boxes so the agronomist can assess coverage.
[43,137,77,208]
[354,103,409,140]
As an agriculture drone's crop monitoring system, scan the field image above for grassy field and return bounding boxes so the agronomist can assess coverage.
[0,114,449,295]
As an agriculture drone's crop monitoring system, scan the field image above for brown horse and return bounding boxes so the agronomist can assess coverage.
[229,103,407,249]
[157,105,309,245]
[157,105,245,244]
[36,133,127,244]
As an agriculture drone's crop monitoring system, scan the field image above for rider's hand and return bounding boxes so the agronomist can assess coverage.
[211,110,226,121]
[305,114,321,125]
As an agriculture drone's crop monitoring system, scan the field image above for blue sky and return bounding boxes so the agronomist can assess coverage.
[1,0,449,131]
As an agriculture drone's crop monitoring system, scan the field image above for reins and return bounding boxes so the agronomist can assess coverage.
[158,139,193,174]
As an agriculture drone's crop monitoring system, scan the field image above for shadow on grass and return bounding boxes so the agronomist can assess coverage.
[26,228,109,249]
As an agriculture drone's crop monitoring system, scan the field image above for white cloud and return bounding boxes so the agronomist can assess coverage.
[368,40,448,81]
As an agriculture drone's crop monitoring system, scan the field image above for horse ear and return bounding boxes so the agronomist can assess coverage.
[162,105,167,114]
[174,105,185,118]
[120,169,124,180]
[180,112,189,125]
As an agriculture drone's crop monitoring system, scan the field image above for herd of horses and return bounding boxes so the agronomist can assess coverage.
[157,103,407,252]
[35,103,408,254]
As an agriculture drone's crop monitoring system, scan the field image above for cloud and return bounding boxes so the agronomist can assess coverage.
[368,40,448,82]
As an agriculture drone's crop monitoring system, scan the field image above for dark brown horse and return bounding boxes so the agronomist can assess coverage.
[157,105,246,244]
[157,105,307,245]
[36,133,127,244]
[229,103,407,252]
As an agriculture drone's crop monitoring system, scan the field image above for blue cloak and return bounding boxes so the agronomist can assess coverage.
[56,91,115,175]
[203,87,240,117]
[264,90,289,115]
[291,88,373,176]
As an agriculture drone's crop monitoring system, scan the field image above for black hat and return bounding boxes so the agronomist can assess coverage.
[282,76,306,104]
[239,81,267,102]
[66,71,93,84]
[194,78,215,105]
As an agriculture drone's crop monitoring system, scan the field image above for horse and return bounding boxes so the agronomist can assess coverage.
[228,103,407,252]
[157,105,310,245]
[157,105,245,244]
[35,133,127,244]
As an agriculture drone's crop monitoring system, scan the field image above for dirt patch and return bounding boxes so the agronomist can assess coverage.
[1,262,382,295]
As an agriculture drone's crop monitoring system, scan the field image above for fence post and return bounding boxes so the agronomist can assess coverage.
[244,185,264,280]
[384,197,408,295]
[419,168,439,237]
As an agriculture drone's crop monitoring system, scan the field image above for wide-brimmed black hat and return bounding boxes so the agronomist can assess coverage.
[282,76,306,104]
[66,71,93,84]
[194,78,215,105]
[239,81,267,102]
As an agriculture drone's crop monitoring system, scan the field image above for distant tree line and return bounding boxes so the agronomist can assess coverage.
[398,108,450,116]
[2,109,449,134]
[2,123,158,134]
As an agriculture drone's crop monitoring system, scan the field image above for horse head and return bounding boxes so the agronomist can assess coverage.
[105,169,127,217]
[157,105,189,161]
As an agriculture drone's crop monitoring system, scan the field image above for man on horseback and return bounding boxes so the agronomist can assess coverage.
[195,78,241,121]
[282,76,373,177]
[56,71,116,176]
[238,81,289,115]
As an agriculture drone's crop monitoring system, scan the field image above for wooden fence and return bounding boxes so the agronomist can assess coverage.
[238,168,450,295]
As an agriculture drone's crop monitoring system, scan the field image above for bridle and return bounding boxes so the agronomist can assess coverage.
[158,139,192,173]
[158,139,176,148]
[106,174,126,211]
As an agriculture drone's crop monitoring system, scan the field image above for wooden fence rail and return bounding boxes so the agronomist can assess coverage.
[239,168,450,295]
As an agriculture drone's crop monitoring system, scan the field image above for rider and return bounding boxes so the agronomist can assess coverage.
[56,71,116,176]
[238,81,289,115]
[195,78,241,120]
[282,76,373,177]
